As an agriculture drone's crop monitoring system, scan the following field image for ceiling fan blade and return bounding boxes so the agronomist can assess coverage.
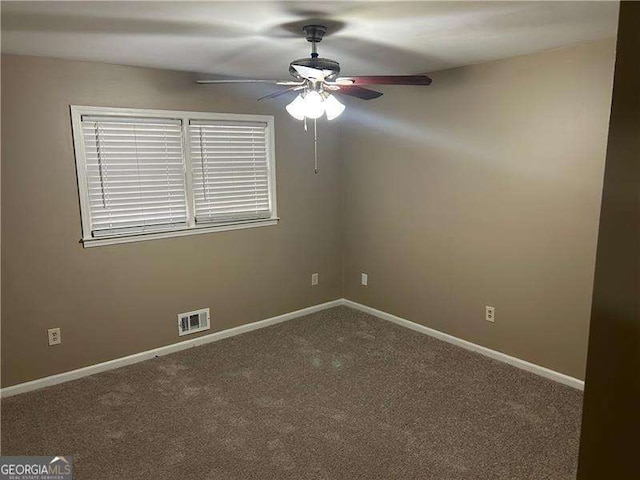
[197,79,277,84]
[336,85,384,100]
[334,75,432,86]
[291,64,330,81]
[197,79,303,86]
[257,86,304,101]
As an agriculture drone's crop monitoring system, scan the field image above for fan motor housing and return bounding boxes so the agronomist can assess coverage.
[289,58,340,80]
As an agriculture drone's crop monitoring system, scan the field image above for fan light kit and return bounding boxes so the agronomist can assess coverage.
[286,91,345,121]
[198,24,432,172]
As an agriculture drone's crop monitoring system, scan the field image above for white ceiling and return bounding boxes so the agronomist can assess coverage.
[1,1,619,79]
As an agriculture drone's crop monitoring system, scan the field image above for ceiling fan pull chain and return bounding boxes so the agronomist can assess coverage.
[314,118,319,174]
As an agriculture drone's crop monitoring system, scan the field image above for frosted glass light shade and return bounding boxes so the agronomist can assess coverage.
[323,94,345,120]
[285,94,306,121]
[302,91,325,119]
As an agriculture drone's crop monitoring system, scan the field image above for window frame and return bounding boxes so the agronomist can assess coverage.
[70,105,278,247]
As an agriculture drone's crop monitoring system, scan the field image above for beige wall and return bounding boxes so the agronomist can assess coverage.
[1,55,343,387]
[341,40,615,379]
[1,40,615,387]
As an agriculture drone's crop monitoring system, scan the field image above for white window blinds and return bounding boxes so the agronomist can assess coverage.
[72,106,277,246]
[81,116,188,237]
[189,120,272,224]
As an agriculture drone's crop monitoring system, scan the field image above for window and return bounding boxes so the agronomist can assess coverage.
[71,106,277,247]
[189,120,272,224]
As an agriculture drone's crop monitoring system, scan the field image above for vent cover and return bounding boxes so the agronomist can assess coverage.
[178,308,210,336]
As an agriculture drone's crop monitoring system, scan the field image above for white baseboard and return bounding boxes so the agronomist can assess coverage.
[341,299,584,391]
[0,299,343,398]
[1,297,583,397]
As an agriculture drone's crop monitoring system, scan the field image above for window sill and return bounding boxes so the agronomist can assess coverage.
[81,218,279,248]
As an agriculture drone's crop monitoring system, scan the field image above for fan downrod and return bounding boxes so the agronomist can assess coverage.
[289,24,340,80]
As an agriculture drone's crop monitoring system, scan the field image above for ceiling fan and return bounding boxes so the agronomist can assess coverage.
[197,24,432,121]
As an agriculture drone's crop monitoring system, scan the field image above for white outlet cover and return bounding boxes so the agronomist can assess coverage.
[48,328,62,346]
[361,273,368,286]
[311,273,319,286]
[485,306,495,323]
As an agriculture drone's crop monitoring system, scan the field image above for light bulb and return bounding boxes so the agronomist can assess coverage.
[302,91,325,119]
[285,94,306,120]
[323,94,345,120]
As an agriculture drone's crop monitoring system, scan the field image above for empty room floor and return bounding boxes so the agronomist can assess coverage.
[0,307,582,479]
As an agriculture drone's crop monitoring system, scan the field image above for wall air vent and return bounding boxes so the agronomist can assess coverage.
[178,308,210,336]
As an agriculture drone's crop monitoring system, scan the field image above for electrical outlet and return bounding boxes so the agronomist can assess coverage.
[485,306,495,323]
[311,273,319,286]
[48,328,62,346]
[361,273,368,286]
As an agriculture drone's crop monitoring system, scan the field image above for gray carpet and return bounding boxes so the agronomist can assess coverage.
[1,306,582,479]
